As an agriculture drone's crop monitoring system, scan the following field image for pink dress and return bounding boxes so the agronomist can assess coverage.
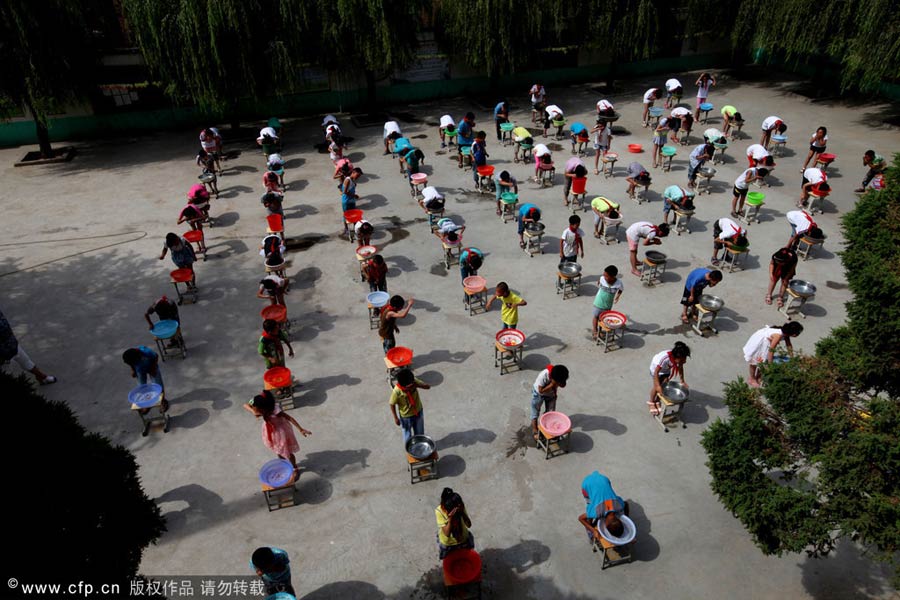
[261,406,299,458]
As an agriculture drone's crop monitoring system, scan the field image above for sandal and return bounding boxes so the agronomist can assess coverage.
[681,315,690,324]
[765,295,772,305]
[777,297,784,308]
[646,401,661,416]
[496,209,502,216]
[519,241,526,249]
[594,169,600,175]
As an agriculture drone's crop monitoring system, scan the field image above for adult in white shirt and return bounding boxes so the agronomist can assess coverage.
[760,116,787,148]
[786,210,823,248]
[732,166,769,215]
[642,88,662,126]
[596,99,615,116]
[664,78,683,108]
[711,217,748,265]
[625,221,669,276]
[746,144,773,167]
[800,167,828,206]
[543,104,564,137]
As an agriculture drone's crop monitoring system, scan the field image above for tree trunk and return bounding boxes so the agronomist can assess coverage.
[365,69,377,106]
[23,95,53,157]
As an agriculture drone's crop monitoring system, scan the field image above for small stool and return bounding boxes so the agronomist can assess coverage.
[367,302,381,329]
[723,247,748,272]
[343,209,363,243]
[476,166,495,194]
[151,320,186,361]
[523,229,544,256]
[463,287,487,315]
[815,153,836,172]
[537,165,555,188]
[770,135,788,157]
[183,229,207,261]
[427,208,445,233]
[536,426,571,459]
[515,143,533,164]
[590,528,634,570]
[629,183,650,205]
[355,250,374,283]
[640,259,666,286]
[261,304,291,339]
[494,341,523,375]
[673,209,694,235]
[262,480,298,511]
[711,143,728,165]
[601,153,618,178]
[500,193,518,223]
[263,366,295,403]
[780,288,811,320]
[698,102,714,124]
[131,399,169,437]
[170,268,197,305]
[739,196,765,225]
[556,272,582,299]
[600,217,621,245]
[440,128,456,147]
[806,191,828,215]
[595,321,625,352]
[266,214,285,240]
[408,451,439,484]
[691,304,719,335]
[796,236,824,260]
[384,355,410,386]
[730,119,745,141]
[552,118,567,139]
[660,146,677,171]
[442,241,461,269]
[265,260,288,282]
[459,145,472,170]
[697,168,716,195]
[500,122,515,146]
[654,392,687,431]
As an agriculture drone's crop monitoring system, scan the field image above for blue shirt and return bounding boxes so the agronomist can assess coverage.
[685,268,710,294]
[460,247,483,264]
[457,120,473,145]
[582,472,624,520]
[494,103,507,118]
[570,122,586,135]
[518,203,540,220]
[133,346,159,377]
[249,547,291,587]
[394,137,412,153]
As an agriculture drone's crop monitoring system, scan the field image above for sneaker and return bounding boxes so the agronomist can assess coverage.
[440,143,446,148]
[40,375,58,385]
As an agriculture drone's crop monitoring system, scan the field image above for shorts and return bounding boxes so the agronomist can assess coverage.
[696,97,707,107]
[8,345,35,371]
[593,143,608,151]
[810,145,826,153]
[564,177,573,195]
[627,235,638,251]
[680,286,698,306]
[531,390,557,420]
[652,135,666,146]
[342,197,357,211]
[517,216,527,235]
[592,306,610,318]
[801,176,809,188]
[713,221,725,249]
[733,186,748,198]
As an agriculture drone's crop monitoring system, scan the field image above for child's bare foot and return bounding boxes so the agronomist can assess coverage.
[631,268,641,276]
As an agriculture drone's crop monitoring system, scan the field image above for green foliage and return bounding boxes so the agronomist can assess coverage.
[2,372,165,586]
[704,159,900,588]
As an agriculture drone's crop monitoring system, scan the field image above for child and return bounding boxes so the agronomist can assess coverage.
[642,88,662,127]
[531,364,569,437]
[694,73,716,121]
[144,295,179,329]
[680,268,722,324]
[494,100,509,141]
[530,83,547,115]
[534,145,554,182]
[260,191,284,217]
[328,134,344,163]
[856,150,886,192]
[596,98,615,117]
[379,295,414,353]
[711,217,748,266]
[516,203,542,248]
[340,167,363,214]
[625,162,652,198]
[258,319,294,369]
[801,127,828,171]
[0,311,56,385]
[436,487,474,559]
[563,159,587,205]
[263,171,281,194]
[257,274,287,306]
[249,547,294,597]
[196,148,220,197]
[746,144,773,168]
[122,346,167,412]
[355,220,374,246]
[766,247,798,307]
[664,78,682,108]
[721,106,742,137]
[495,170,518,215]
[199,127,222,171]
[687,143,714,188]
[543,104,564,138]
[420,186,445,213]
[266,153,285,189]
[651,116,676,168]
[625,221,669,276]
[159,233,197,288]
[570,123,590,155]
[590,196,622,238]
[333,157,353,181]
[742,323,803,387]
[363,254,389,293]
[456,112,476,167]
[243,390,310,472]
[388,368,431,443]
[732,167,769,215]
[799,168,828,207]
[590,120,613,175]
[663,185,695,225]
[383,120,402,154]
[648,342,690,415]
[471,132,489,186]
[591,266,624,339]
[487,282,527,330]
[459,247,484,283]
[257,126,280,157]
[260,233,286,261]
[560,215,585,263]
[786,210,823,249]
[760,116,787,148]
[512,126,533,162]
[439,114,456,148]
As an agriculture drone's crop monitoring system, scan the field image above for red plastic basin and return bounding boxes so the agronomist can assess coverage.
[386,346,413,367]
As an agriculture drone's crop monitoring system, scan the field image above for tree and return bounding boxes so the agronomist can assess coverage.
[701,157,900,588]
[2,372,166,588]
[0,0,103,156]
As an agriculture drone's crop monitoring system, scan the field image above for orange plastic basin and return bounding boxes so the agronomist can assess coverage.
[260,305,287,322]
[539,411,572,437]
[266,214,284,231]
[443,549,482,585]
[170,268,193,283]
[386,346,413,367]
[476,165,495,177]
[264,367,292,388]
[628,144,642,153]
[183,230,203,243]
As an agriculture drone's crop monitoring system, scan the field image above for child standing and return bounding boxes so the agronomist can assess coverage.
[487,282,527,330]
[591,266,624,340]
[560,215,585,263]
[732,167,769,215]
[258,319,294,369]
[742,323,803,387]
[694,73,716,121]
[379,295,414,353]
[801,127,828,171]
[642,88,662,127]
[244,390,310,472]
[590,120,613,175]
[766,247,798,307]
[250,547,294,597]
[363,254,389,293]
[123,346,167,411]
[531,364,569,438]
[159,233,197,288]
[649,342,690,415]
[388,368,431,444]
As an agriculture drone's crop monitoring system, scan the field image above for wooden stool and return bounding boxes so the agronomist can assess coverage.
[442,241,461,269]
[629,183,650,205]
[599,217,621,245]
[536,426,571,459]
[673,209,694,235]
[427,208,445,233]
[596,321,625,352]
[697,168,715,195]
[183,229,207,261]
[410,173,428,199]
[463,287,487,316]
[500,194,518,223]
[537,165,555,188]
[739,200,764,225]
[590,528,634,570]
[779,288,810,320]
[494,341,523,375]
[796,236,824,260]
[265,260,288,281]
[698,102,713,124]
[515,143,533,164]
[640,259,666,286]
[806,192,827,215]
[601,153,618,178]
[262,478,298,511]
[770,135,788,157]
[170,268,197,305]
[556,272,581,299]
[151,320,186,361]
[730,120,745,141]
[723,247,748,272]
[691,304,719,335]
[523,229,543,256]
[131,398,170,437]
[711,143,728,165]
[459,145,473,170]
[407,451,439,484]
[654,392,687,431]
[660,146,677,171]
[384,354,411,386]
[367,302,382,329]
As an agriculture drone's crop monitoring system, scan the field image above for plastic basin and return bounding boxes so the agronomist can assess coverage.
[476,165,495,177]
[648,107,663,117]
[410,172,428,184]
[261,305,287,322]
[600,310,627,330]
[443,549,482,585]
[551,119,566,127]
[570,122,586,134]
[500,192,518,204]
[539,411,572,437]
[460,146,472,156]
[817,153,836,163]
[183,230,203,243]
[356,245,376,259]
[746,192,765,206]
[598,514,637,545]
[263,366,292,388]
[500,123,515,132]
[661,145,677,157]
[266,214,284,231]
[128,383,163,408]
[604,152,618,160]
[700,102,714,111]
[151,319,179,340]
[496,329,525,348]
[386,346,413,367]
[170,268,193,283]
[772,134,788,143]
[367,291,390,308]
[343,209,363,223]
[628,144,643,153]
[258,458,294,488]
[463,276,487,292]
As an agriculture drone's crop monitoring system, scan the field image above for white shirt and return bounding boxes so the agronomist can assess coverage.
[597,99,614,111]
[671,107,691,118]
[599,277,624,295]
[643,88,659,103]
[259,126,277,139]
[530,85,546,104]
[650,350,674,376]
[735,168,756,189]
[716,218,743,240]
[560,227,584,256]
[321,114,339,127]
[438,220,462,234]
[666,78,682,92]
[626,221,659,241]
[325,123,340,138]
[354,220,372,234]
[747,144,769,160]
[803,168,825,185]
[545,104,563,119]
[696,79,712,98]
[261,273,285,288]
[704,128,724,141]
[762,116,783,131]
[809,132,828,147]
[383,121,401,137]
[533,367,557,397]
[422,186,443,202]
[440,114,455,128]
[787,210,816,234]
[534,143,551,157]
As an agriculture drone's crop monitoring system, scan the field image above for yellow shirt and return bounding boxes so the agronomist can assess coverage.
[721,105,737,117]
[500,291,523,325]
[436,506,470,546]
[389,379,425,418]
[513,126,531,140]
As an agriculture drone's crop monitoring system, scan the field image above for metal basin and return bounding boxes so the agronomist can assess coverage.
[789,280,816,297]
[199,172,216,183]
[662,381,690,403]
[699,294,724,311]
[525,222,545,233]
[558,262,582,277]
[644,250,667,264]
[699,167,716,177]
[406,434,436,460]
